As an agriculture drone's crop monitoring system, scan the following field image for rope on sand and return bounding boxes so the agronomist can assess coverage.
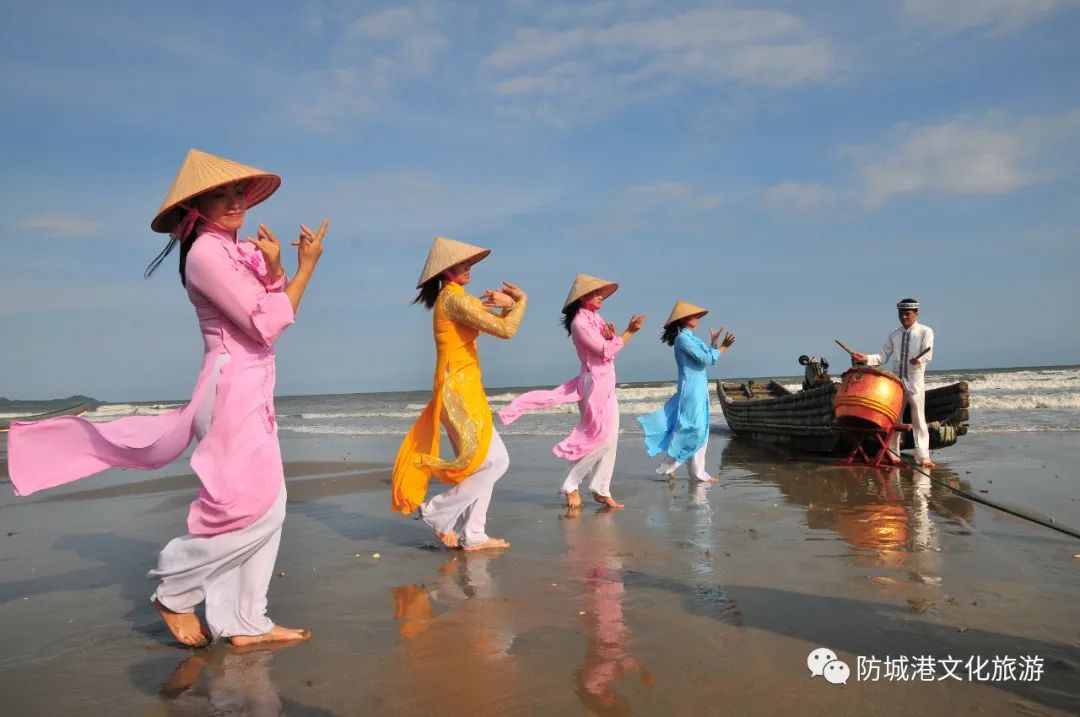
[893,450,1080,541]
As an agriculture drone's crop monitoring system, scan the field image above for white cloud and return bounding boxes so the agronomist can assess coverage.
[292,5,450,129]
[577,181,723,235]
[697,194,725,211]
[761,182,833,213]
[760,109,1080,212]
[346,7,449,76]
[625,182,691,199]
[858,121,1033,206]
[286,170,554,245]
[18,215,102,238]
[485,7,837,123]
[902,0,1062,36]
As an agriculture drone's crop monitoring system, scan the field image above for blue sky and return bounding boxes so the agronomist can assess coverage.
[2,0,1078,401]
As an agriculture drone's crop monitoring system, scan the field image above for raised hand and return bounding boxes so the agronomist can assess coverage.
[626,314,645,333]
[245,224,283,280]
[481,289,514,309]
[720,330,735,349]
[291,219,328,270]
[601,322,616,340]
[500,280,527,302]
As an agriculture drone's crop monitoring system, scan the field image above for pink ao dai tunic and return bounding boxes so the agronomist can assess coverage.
[8,225,296,536]
[499,308,623,460]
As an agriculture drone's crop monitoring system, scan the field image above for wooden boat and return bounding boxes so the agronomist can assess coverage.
[0,404,89,432]
[717,377,969,454]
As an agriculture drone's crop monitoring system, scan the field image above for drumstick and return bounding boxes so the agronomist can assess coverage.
[834,339,856,356]
[911,346,932,361]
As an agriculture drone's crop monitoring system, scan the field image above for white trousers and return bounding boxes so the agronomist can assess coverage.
[420,428,510,548]
[149,352,285,640]
[654,433,710,481]
[893,386,929,462]
[149,486,286,640]
[561,412,620,498]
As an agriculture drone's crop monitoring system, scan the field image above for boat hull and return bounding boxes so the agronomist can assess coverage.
[717,379,969,454]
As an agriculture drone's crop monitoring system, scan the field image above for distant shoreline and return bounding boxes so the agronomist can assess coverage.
[4,363,1078,406]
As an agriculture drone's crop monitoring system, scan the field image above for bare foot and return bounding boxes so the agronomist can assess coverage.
[665,472,676,481]
[565,490,582,508]
[592,492,625,509]
[435,528,459,549]
[693,474,720,483]
[155,599,210,647]
[462,537,511,552]
[229,625,311,647]
[918,458,936,470]
[564,505,583,518]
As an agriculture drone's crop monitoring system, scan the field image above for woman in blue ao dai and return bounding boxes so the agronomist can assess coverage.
[637,300,735,482]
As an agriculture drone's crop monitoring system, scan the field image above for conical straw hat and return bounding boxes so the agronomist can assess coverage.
[563,273,618,309]
[665,300,708,327]
[151,149,280,233]
[416,236,491,288]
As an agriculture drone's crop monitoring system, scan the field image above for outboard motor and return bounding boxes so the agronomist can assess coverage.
[798,355,831,390]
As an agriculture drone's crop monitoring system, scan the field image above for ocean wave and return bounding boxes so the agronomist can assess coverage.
[280,424,579,437]
[927,368,1080,393]
[281,425,405,436]
[298,410,420,419]
[971,425,1080,434]
[971,393,1080,411]
[490,385,677,405]
[84,403,182,419]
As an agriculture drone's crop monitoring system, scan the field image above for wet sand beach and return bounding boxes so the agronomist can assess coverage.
[1,430,1078,715]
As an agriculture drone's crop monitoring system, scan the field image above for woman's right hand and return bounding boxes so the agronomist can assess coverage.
[500,280,527,302]
[292,219,328,271]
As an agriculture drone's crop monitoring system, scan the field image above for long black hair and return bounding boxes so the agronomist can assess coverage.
[413,275,444,310]
[661,320,683,346]
[561,299,582,336]
[143,225,200,287]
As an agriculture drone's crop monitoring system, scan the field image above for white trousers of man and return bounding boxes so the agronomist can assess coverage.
[654,432,710,481]
[894,384,930,463]
[561,411,620,498]
[420,422,510,548]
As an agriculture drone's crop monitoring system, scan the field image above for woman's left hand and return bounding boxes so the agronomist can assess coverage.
[245,224,284,280]
[481,289,515,309]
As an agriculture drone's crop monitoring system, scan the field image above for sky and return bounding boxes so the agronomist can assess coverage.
[1,0,1078,402]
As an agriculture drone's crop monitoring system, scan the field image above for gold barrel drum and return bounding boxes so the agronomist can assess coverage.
[834,367,905,431]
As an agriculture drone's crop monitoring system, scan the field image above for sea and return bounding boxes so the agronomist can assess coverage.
[4,365,1077,440]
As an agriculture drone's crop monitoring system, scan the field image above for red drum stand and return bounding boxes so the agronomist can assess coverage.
[838,423,910,468]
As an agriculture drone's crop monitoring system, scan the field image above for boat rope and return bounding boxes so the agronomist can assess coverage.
[891,449,1080,541]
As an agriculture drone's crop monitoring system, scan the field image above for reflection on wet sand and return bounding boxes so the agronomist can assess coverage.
[158,642,306,716]
[564,511,653,716]
[390,552,521,713]
[719,439,974,583]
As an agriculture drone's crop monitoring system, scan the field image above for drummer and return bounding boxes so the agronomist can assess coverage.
[852,299,936,469]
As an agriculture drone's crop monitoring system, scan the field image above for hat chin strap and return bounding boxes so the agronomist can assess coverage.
[145,206,235,279]
[173,205,235,242]
[170,205,201,244]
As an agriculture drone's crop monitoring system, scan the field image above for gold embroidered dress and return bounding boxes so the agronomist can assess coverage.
[392,282,526,513]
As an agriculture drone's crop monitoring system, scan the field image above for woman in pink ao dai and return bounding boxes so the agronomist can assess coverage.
[499,274,644,509]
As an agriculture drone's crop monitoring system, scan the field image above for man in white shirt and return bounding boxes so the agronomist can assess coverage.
[853,299,936,469]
